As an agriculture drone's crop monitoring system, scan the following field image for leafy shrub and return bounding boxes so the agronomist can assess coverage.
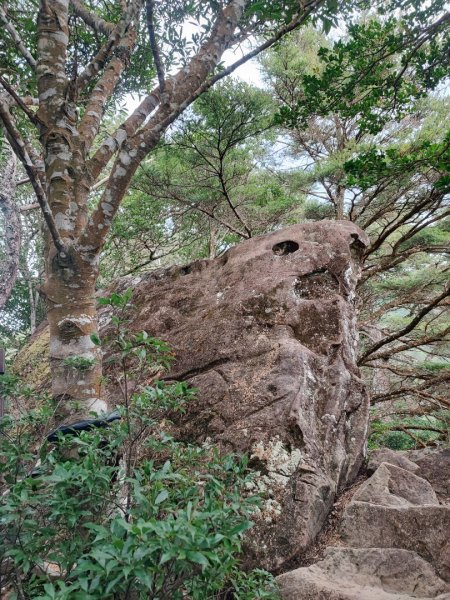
[0,291,279,599]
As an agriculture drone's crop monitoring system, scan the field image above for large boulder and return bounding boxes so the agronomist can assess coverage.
[15,221,370,570]
[341,503,450,582]
[100,220,370,569]
[352,462,439,507]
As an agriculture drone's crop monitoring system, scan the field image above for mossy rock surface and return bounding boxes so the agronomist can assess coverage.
[13,323,51,390]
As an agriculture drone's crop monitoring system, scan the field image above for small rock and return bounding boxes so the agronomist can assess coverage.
[367,448,420,475]
[353,462,439,507]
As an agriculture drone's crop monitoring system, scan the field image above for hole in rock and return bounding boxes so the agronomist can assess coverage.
[180,265,192,276]
[272,240,299,256]
[350,232,366,260]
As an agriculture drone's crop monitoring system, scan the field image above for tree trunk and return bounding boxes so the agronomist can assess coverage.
[0,143,19,310]
[208,220,218,259]
[41,244,106,420]
[29,279,36,335]
[0,0,265,422]
[336,184,346,220]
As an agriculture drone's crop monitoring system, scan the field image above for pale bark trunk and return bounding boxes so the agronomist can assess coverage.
[42,244,106,419]
[334,116,346,221]
[29,280,36,334]
[0,143,19,310]
[336,184,346,220]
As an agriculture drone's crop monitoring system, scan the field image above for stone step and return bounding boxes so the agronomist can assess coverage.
[277,548,450,600]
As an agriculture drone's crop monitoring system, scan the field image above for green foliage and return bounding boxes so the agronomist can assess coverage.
[344,131,450,192]
[276,17,449,135]
[0,291,279,599]
[0,331,29,365]
[62,356,96,371]
[368,414,448,451]
[100,79,299,277]
[302,199,335,221]
[244,0,347,35]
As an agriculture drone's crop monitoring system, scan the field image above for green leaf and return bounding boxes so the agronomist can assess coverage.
[155,489,169,504]
[43,583,56,599]
[186,550,210,567]
[90,333,101,346]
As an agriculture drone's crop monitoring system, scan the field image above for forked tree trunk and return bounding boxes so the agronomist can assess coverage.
[42,244,106,419]
[1,0,295,422]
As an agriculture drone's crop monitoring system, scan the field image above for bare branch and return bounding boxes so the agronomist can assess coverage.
[78,1,144,153]
[0,3,37,70]
[145,0,165,92]
[19,202,40,211]
[359,283,450,364]
[87,91,160,182]
[70,0,115,36]
[92,175,109,191]
[76,0,143,92]
[0,99,66,254]
[78,54,132,151]
[76,38,119,93]
[0,76,42,127]
[365,326,450,362]
[371,374,450,407]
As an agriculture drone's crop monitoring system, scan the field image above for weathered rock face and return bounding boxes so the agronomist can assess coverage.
[352,462,439,506]
[101,221,370,569]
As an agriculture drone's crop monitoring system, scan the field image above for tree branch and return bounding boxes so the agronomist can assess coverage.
[371,374,450,407]
[0,76,42,127]
[86,91,160,183]
[0,100,65,254]
[359,283,450,364]
[78,0,145,155]
[145,0,165,92]
[76,0,145,95]
[364,326,450,362]
[19,202,40,211]
[0,3,37,70]
[70,0,115,36]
